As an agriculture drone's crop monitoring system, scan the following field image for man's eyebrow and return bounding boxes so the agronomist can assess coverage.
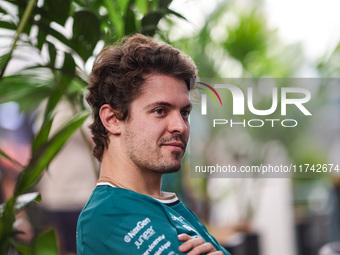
[183,103,193,110]
[144,101,192,110]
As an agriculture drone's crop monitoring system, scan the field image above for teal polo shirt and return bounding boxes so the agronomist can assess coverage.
[77,182,230,255]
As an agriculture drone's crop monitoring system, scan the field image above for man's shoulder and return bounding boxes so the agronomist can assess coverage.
[81,185,169,217]
[77,185,182,247]
[77,185,190,255]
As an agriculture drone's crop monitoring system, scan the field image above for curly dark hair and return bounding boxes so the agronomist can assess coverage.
[86,34,197,161]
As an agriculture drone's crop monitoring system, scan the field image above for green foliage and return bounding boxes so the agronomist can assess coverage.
[14,111,90,196]
[223,10,268,66]
[0,149,23,168]
[0,110,88,252]
[0,74,54,112]
[9,229,59,255]
[168,1,322,223]
[72,10,101,60]
[317,42,340,76]
[0,0,184,253]
[31,230,59,255]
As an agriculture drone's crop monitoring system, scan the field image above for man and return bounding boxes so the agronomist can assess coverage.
[76,34,230,255]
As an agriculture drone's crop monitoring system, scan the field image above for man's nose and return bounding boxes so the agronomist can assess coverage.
[168,112,188,134]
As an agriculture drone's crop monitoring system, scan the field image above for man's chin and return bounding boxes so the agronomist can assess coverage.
[160,166,181,174]
[149,161,182,174]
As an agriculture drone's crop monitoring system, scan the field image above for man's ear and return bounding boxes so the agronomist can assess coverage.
[99,104,122,135]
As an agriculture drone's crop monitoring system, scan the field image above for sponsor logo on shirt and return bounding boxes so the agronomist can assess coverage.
[135,226,156,249]
[142,234,165,255]
[124,217,151,243]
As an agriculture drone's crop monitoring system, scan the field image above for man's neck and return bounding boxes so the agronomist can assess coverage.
[99,151,163,197]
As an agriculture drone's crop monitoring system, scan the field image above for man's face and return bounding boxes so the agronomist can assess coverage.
[121,74,191,174]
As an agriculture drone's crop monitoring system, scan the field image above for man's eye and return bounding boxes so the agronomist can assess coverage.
[181,110,190,117]
[154,108,165,115]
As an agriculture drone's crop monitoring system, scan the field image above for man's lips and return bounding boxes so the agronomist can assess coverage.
[161,142,185,151]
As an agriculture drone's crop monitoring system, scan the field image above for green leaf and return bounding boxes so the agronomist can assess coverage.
[135,0,148,14]
[223,10,268,65]
[0,197,15,254]
[72,9,101,60]
[0,20,17,30]
[158,0,172,9]
[0,74,53,112]
[43,88,63,120]
[47,42,57,67]
[124,0,137,35]
[32,89,62,154]
[35,19,71,47]
[14,110,90,196]
[0,6,8,14]
[67,77,87,94]
[141,10,165,36]
[32,117,54,156]
[44,0,71,25]
[166,9,188,22]
[0,148,23,168]
[62,52,76,80]
[9,240,31,255]
[31,229,59,255]
[37,24,47,50]
[103,0,124,38]
[116,0,129,12]
[0,52,12,78]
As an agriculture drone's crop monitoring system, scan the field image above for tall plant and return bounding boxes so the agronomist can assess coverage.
[0,0,185,253]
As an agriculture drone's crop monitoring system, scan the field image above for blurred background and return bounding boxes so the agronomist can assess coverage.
[1,0,340,254]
